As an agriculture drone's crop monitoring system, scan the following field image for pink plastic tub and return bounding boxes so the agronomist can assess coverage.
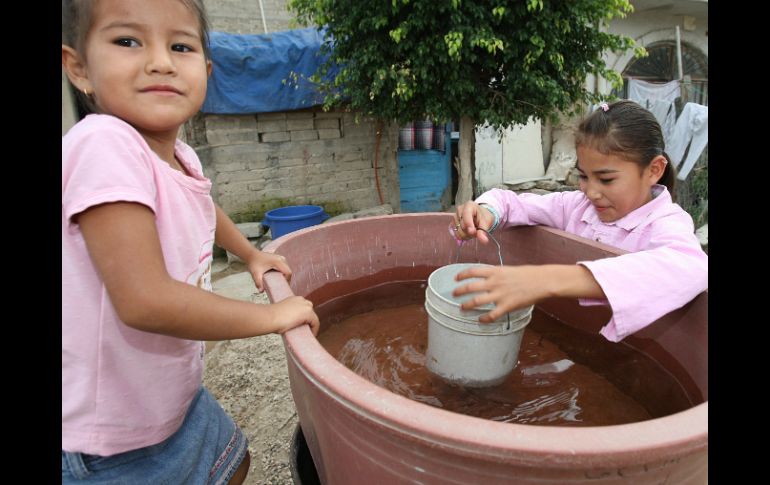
[263,213,707,484]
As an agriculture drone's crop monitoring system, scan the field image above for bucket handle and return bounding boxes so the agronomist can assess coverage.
[477,228,503,267]
[453,227,510,331]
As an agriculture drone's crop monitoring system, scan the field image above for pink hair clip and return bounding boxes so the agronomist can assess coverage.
[599,102,609,112]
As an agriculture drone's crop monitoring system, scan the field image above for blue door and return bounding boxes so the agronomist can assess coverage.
[398,123,452,212]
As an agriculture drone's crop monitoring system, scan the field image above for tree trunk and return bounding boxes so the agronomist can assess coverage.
[454,115,475,205]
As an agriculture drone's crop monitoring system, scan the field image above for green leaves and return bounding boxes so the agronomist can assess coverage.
[444,31,464,60]
[389,27,405,43]
[526,0,543,13]
[288,0,636,128]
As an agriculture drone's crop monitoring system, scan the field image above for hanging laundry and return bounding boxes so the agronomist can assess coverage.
[399,121,446,152]
[649,99,677,147]
[628,79,681,108]
[667,102,708,181]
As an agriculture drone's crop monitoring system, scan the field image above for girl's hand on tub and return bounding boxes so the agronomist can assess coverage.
[271,296,320,336]
[246,251,292,292]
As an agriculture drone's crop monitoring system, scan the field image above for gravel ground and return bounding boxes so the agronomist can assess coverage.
[205,263,298,485]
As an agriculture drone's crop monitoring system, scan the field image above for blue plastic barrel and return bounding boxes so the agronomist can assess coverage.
[263,205,329,239]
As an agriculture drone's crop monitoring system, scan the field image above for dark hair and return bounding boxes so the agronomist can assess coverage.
[62,0,211,115]
[575,99,677,198]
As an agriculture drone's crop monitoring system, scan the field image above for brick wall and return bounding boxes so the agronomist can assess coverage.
[194,1,401,221]
[187,109,400,221]
[204,0,295,35]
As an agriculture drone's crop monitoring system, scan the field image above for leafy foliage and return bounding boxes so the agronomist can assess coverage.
[289,0,637,130]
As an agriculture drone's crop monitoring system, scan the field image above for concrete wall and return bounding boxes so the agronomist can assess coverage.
[193,1,402,219]
[204,0,295,34]
[491,4,709,191]
[590,3,709,97]
[189,109,400,221]
[475,120,545,192]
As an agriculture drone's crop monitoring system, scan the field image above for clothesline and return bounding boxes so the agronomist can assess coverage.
[624,78,708,98]
[625,77,707,83]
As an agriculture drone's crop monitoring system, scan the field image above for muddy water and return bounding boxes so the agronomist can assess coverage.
[315,280,694,426]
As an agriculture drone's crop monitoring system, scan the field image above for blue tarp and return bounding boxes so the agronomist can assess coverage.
[201,28,334,114]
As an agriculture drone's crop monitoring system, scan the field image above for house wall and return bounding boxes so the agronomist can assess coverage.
[591,5,708,96]
[549,3,709,186]
[197,0,402,219]
[204,0,294,34]
[475,121,546,192]
[189,110,400,220]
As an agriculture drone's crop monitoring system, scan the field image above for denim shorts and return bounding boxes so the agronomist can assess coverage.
[62,386,248,485]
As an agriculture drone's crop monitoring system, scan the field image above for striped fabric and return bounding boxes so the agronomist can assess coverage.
[399,121,446,152]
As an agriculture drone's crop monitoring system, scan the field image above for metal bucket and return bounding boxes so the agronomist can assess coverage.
[425,263,533,387]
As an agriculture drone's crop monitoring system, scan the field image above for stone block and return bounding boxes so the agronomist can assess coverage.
[317,129,342,139]
[257,120,287,133]
[286,119,314,131]
[290,130,319,141]
[314,118,340,130]
[261,132,291,143]
[257,112,287,121]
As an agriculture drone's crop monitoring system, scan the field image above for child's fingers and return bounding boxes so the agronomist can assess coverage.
[453,204,473,233]
[460,205,478,235]
[298,298,320,336]
[307,312,320,336]
[252,271,264,291]
[274,255,293,280]
[452,281,477,298]
[454,266,494,283]
[478,308,505,323]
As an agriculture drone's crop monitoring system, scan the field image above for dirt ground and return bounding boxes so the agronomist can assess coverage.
[205,261,299,485]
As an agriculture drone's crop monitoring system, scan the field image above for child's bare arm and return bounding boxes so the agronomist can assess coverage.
[77,202,320,339]
[213,203,258,262]
[453,264,606,323]
[212,203,293,291]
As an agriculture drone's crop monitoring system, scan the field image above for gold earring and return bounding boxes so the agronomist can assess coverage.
[83,88,90,97]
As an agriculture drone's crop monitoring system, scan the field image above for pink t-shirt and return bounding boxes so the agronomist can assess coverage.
[62,114,216,456]
[475,186,707,342]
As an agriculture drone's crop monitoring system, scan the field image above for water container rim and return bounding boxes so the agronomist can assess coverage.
[265,205,325,222]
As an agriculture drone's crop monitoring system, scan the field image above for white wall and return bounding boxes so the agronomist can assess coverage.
[475,120,545,192]
[596,4,708,95]
[481,1,708,191]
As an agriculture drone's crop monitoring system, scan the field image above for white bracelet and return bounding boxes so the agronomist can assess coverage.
[479,204,500,233]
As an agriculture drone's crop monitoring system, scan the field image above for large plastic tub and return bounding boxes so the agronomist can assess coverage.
[263,213,707,484]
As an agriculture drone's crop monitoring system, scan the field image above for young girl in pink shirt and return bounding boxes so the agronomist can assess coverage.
[452,100,707,342]
[61,1,319,483]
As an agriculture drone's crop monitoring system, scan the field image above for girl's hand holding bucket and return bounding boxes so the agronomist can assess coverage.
[452,202,495,244]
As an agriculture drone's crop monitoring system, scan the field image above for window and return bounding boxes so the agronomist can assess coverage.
[619,41,708,106]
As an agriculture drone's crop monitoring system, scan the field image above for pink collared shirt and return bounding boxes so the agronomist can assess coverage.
[475,186,707,342]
